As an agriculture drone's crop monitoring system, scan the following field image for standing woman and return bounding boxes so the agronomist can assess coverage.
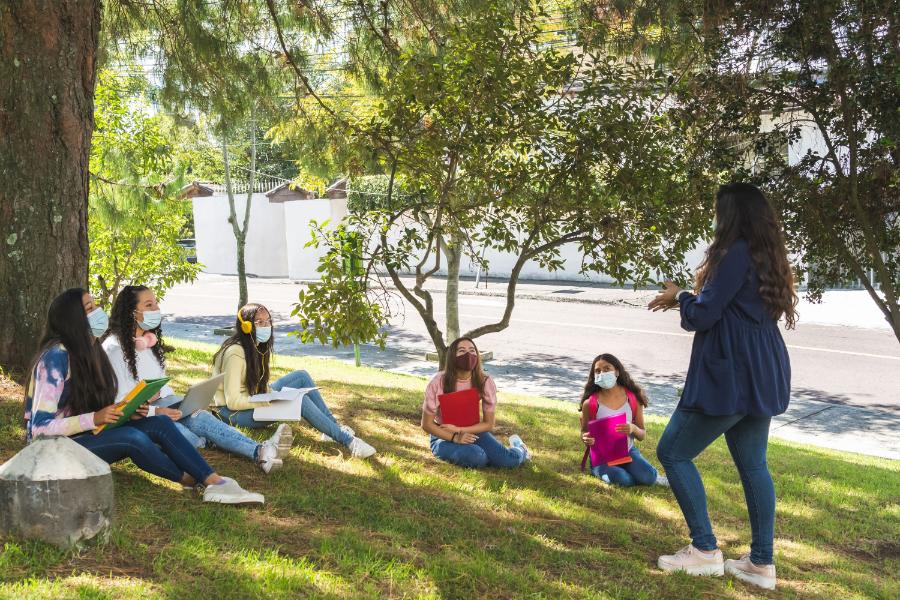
[648,183,796,590]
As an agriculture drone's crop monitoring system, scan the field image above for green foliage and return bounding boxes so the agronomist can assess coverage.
[276,0,711,355]
[89,70,200,308]
[596,1,899,338]
[291,222,388,349]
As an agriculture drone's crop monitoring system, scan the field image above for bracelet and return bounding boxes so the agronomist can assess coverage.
[451,432,458,442]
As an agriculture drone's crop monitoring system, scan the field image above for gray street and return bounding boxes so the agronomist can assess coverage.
[162,274,900,459]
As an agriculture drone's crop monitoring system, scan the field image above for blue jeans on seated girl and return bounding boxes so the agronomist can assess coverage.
[590,446,658,487]
[72,415,214,483]
[430,432,526,468]
[160,401,259,461]
[217,370,352,446]
[656,408,775,565]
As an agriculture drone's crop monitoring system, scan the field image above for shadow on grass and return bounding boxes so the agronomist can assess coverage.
[1,354,898,599]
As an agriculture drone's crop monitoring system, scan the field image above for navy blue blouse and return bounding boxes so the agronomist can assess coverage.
[678,239,791,417]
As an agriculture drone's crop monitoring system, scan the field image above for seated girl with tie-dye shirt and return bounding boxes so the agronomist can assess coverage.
[24,288,262,505]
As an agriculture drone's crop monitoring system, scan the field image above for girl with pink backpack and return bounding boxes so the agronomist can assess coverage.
[580,353,668,487]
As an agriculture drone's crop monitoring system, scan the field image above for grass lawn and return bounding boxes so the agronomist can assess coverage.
[1,339,898,599]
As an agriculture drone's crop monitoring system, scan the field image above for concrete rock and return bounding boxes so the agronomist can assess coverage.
[0,436,114,549]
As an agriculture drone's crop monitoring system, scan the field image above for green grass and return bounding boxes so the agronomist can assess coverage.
[1,339,898,599]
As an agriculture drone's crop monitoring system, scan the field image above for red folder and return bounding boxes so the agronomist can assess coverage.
[437,388,481,427]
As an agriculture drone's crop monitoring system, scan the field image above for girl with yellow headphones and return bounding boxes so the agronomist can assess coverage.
[211,303,376,459]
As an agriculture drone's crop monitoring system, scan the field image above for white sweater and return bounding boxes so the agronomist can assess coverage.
[102,334,176,402]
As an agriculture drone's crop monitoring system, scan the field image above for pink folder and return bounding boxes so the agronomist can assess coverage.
[587,413,632,467]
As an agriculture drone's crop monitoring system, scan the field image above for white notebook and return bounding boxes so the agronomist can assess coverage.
[251,387,317,422]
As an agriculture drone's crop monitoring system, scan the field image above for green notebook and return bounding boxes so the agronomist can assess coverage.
[94,377,171,433]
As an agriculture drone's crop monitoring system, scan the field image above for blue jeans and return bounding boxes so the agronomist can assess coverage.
[217,370,352,446]
[430,432,526,468]
[656,408,775,564]
[591,447,658,487]
[172,407,259,461]
[72,416,215,483]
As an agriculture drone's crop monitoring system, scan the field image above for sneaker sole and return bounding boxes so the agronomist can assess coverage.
[260,458,284,474]
[203,494,265,505]
[725,564,776,590]
[658,559,724,577]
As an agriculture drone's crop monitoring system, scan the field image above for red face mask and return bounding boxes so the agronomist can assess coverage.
[454,352,478,371]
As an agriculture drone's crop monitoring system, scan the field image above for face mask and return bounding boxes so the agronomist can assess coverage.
[138,309,162,330]
[595,371,617,389]
[255,326,272,344]
[87,308,109,338]
[454,352,478,372]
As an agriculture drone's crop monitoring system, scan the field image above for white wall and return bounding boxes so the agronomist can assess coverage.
[284,199,349,280]
[193,193,289,277]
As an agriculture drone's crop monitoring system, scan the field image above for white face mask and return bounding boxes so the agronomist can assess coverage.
[138,309,162,330]
[595,371,617,389]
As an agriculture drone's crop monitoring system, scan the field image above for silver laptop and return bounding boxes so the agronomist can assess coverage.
[178,374,226,416]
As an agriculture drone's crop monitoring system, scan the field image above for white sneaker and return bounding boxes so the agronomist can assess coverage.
[202,477,265,505]
[655,475,670,487]
[321,424,355,443]
[347,437,376,459]
[270,423,293,459]
[509,434,531,461]
[725,553,776,590]
[658,545,724,576]
[257,441,283,474]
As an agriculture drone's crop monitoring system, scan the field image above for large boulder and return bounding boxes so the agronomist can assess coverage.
[0,436,114,549]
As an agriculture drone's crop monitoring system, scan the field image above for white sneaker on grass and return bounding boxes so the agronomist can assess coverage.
[658,545,724,576]
[321,424,355,443]
[269,423,294,459]
[655,475,670,487]
[347,437,376,459]
[202,477,265,505]
[257,441,283,474]
[508,434,531,461]
[725,554,776,590]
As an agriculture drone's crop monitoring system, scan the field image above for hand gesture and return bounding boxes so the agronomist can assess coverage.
[131,402,151,420]
[581,432,595,446]
[649,281,681,312]
[455,432,478,444]
[157,407,183,421]
[93,404,123,426]
[614,422,636,435]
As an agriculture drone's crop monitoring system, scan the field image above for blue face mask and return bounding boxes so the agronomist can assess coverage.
[255,326,272,344]
[595,371,617,390]
[138,309,162,330]
[87,308,109,338]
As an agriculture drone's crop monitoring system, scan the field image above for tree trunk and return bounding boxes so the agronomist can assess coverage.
[236,234,248,309]
[0,1,100,373]
[444,235,461,343]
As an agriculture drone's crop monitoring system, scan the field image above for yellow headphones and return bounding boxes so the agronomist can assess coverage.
[237,311,253,334]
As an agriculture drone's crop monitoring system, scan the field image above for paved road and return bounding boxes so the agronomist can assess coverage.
[162,274,900,459]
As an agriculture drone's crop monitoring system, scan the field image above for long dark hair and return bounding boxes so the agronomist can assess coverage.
[696,183,798,328]
[442,337,487,399]
[213,303,273,395]
[102,285,166,379]
[580,353,648,408]
[25,288,118,415]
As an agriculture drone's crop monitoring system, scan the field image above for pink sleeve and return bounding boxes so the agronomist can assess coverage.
[481,377,498,413]
[422,374,443,415]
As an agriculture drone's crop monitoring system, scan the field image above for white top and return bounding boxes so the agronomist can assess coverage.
[102,334,175,401]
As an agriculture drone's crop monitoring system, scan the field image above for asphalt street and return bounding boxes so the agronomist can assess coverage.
[162,274,900,459]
